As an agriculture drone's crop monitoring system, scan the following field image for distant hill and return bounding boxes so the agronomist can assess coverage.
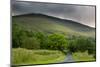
[12,13,95,38]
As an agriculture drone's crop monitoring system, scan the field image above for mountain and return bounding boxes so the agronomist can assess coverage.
[12,13,95,38]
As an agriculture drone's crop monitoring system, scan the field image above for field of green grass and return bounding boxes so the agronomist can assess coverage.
[12,48,66,65]
[72,51,95,62]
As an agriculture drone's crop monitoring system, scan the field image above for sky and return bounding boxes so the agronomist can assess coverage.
[12,0,96,27]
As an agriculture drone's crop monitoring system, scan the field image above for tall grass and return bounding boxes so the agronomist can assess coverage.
[72,51,95,61]
[12,48,65,65]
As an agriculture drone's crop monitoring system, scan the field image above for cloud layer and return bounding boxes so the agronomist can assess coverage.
[12,0,96,27]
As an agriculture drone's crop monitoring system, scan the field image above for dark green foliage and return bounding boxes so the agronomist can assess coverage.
[21,37,40,49]
[67,37,96,56]
[67,40,77,52]
[12,24,68,50]
[12,23,95,57]
[12,23,23,48]
[34,32,47,49]
[48,33,67,50]
[12,23,40,49]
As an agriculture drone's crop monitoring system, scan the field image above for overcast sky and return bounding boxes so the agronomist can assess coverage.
[12,0,96,27]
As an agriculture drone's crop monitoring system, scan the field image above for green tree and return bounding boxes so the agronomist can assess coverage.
[21,37,40,49]
[12,23,23,48]
[48,33,68,50]
[67,36,96,55]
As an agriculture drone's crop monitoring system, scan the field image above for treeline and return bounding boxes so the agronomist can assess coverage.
[67,37,96,57]
[12,23,96,58]
[12,23,67,50]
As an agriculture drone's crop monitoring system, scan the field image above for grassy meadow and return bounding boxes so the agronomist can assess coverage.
[12,48,65,65]
[72,51,95,62]
[12,14,96,65]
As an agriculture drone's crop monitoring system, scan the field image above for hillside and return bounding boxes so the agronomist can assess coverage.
[12,13,95,38]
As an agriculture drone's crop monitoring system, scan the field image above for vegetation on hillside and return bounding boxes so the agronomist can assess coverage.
[12,14,95,38]
[12,14,96,65]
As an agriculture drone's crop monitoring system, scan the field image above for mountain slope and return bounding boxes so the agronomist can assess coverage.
[12,13,95,38]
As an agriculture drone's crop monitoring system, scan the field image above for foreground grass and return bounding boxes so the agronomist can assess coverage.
[12,48,66,65]
[72,51,95,62]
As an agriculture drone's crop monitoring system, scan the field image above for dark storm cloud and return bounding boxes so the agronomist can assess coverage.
[12,0,95,27]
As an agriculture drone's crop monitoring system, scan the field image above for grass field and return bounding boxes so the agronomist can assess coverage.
[12,48,66,65]
[72,51,95,62]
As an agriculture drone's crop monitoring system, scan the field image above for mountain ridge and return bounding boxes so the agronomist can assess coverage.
[12,13,95,29]
[12,13,95,38]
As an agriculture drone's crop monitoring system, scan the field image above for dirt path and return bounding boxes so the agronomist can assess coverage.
[63,52,75,62]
